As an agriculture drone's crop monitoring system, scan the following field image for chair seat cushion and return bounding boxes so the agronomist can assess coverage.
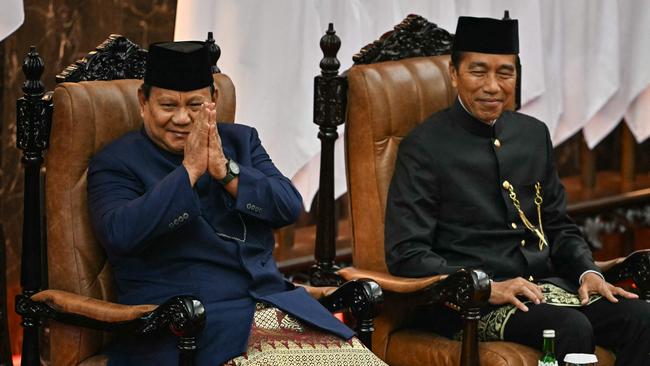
[384,329,614,366]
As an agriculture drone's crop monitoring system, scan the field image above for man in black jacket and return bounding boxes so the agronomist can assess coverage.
[385,15,649,365]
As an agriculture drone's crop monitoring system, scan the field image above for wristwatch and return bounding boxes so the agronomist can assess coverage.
[220,158,240,185]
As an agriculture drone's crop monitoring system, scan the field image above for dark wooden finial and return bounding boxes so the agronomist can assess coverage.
[314,22,346,129]
[22,46,45,97]
[17,46,51,155]
[205,31,221,74]
[319,23,341,77]
[503,10,511,20]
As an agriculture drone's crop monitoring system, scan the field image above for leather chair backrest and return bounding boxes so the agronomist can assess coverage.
[345,55,456,273]
[45,73,236,365]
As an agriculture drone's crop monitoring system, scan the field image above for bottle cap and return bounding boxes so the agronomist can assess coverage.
[563,353,598,364]
[542,329,555,338]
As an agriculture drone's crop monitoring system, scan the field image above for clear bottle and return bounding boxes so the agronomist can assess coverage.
[538,329,558,366]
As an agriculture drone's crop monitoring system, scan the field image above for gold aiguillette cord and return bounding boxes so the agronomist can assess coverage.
[507,182,547,250]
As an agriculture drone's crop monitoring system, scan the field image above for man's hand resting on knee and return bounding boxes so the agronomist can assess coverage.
[578,272,638,305]
[489,277,545,312]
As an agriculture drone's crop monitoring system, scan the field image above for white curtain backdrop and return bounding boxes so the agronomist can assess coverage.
[0,0,24,41]
[175,0,650,210]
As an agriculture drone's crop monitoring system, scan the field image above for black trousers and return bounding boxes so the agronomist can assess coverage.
[420,298,650,366]
[504,298,650,366]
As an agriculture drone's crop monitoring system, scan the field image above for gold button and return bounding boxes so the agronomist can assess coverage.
[528,275,534,282]
[511,222,518,229]
[502,180,510,190]
[520,239,526,247]
[493,139,501,148]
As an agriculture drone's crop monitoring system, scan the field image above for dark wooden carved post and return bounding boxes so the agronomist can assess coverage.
[502,10,521,110]
[310,23,347,286]
[205,32,221,74]
[0,227,10,366]
[16,46,52,366]
[459,270,490,366]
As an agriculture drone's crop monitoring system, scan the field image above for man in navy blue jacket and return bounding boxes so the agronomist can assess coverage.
[87,41,383,365]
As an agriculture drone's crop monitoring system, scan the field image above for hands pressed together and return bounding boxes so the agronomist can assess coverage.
[489,273,638,312]
[182,102,229,186]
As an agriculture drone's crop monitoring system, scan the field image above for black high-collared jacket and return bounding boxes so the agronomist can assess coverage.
[385,100,599,292]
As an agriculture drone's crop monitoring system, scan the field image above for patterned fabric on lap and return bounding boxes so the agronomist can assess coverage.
[224,303,386,366]
[453,283,604,341]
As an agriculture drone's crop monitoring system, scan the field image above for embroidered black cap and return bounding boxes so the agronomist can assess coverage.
[452,16,519,54]
[144,41,212,91]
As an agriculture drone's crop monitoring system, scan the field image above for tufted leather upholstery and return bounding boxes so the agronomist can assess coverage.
[345,55,456,273]
[44,74,236,366]
[343,55,614,365]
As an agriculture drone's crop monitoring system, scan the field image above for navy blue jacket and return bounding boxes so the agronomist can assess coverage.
[87,124,354,365]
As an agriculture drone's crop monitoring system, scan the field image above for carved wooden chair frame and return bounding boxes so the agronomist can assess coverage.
[310,14,650,366]
[15,33,382,366]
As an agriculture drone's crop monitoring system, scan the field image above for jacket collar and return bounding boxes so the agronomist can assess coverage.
[449,98,505,138]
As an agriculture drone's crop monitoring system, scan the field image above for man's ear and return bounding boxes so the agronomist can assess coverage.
[211,85,219,103]
[137,88,146,118]
[448,61,458,89]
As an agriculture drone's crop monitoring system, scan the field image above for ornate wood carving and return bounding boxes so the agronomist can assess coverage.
[353,14,453,65]
[601,250,650,300]
[16,294,206,366]
[15,46,51,366]
[420,268,490,366]
[420,268,490,309]
[56,34,147,83]
[17,47,52,155]
[319,279,383,349]
[56,33,222,84]
[311,23,347,287]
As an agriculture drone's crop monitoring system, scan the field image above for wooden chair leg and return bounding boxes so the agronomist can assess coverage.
[178,337,198,366]
[0,226,12,366]
[460,308,480,366]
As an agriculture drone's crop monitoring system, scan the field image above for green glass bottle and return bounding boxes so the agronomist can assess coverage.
[538,329,558,366]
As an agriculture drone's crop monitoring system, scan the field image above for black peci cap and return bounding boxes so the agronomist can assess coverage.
[452,16,519,54]
[144,41,213,91]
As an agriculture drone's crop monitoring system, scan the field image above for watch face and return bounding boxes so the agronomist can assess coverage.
[228,159,240,175]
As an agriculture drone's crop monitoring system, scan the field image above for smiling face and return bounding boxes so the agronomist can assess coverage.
[138,85,215,153]
[449,52,517,124]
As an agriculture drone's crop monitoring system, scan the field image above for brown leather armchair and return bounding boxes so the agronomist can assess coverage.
[311,15,650,366]
[15,34,381,366]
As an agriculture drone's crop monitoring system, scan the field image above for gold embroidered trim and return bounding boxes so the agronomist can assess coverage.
[453,284,603,342]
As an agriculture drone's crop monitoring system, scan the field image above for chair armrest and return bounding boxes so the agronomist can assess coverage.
[30,289,156,322]
[338,267,489,365]
[317,279,383,350]
[338,267,445,293]
[317,279,383,314]
[418,268,491,309]
[338,266,490,308]
[16,290,206,337]
[601,249,650,299]
[595,257,626,272]
[296,284,337,300]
